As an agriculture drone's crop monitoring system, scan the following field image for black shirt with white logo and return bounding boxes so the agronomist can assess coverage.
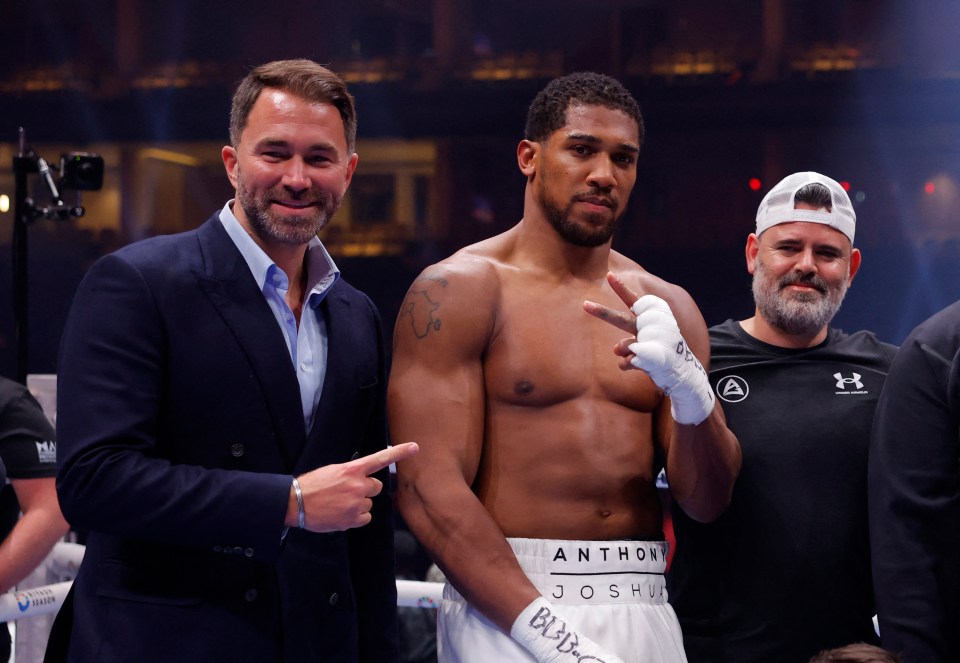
[0,377,57,482]
[0,376,57,656]
[668,319,896,663]
[0,377,57,540]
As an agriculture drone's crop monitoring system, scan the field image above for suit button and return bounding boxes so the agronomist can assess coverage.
[213,545,222,553]
[233,546,244,555]
[244,548,254,558]
[231,443,245,458]
[329,592,339,606]
[245,589,258,602]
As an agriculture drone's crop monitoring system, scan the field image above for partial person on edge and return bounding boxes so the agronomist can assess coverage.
[810,643,902,663]
[0,376,69,662]
[869,298,960,663]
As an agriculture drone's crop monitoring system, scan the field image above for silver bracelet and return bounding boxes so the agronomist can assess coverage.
[291,476,305,529]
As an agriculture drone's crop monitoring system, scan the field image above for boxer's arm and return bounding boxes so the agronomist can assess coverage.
[388,263,539,631]
[584,272,741,523]
[654,293,741,523]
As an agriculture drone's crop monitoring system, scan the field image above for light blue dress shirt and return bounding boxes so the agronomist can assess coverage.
[219,202,340,433]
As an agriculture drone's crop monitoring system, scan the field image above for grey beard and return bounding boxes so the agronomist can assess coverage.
[752,264,848,336]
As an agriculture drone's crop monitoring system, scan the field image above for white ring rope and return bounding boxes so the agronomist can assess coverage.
[396,579,442,608]
[0,542,444,622]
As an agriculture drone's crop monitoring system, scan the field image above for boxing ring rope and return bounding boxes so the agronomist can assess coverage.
[0,581,73,622]
[0,542,443,623]
[396,579,442,608]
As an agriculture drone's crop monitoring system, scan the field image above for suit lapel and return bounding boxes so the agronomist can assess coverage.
[194,217,306,469]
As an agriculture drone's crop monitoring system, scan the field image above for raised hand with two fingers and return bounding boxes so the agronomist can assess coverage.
[584,272,714,425]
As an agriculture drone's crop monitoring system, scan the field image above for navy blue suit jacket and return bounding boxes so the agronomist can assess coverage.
[50,216,398,662]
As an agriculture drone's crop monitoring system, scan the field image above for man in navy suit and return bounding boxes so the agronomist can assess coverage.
[48,59,418,662]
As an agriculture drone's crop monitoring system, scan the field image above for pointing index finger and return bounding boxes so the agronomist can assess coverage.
[353,442,420,475]
[583,272,645,334]
[583,300,636,335]
[605,272,642,309]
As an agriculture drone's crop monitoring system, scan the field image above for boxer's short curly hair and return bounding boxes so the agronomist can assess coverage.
[524,72,643,146]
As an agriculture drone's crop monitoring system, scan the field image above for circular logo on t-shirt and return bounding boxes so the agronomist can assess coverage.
[716,375,749,403]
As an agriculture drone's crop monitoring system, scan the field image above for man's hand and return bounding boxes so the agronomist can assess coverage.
[289,442,419,532]
[584,272,714,425]
[583,273,645,371]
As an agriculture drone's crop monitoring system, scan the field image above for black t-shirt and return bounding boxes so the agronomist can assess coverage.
[0,378,57,537]
[869,300,960,663]
[668,320,897,663]
[0,377,57,654]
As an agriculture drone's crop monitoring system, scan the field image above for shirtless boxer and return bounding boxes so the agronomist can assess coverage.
[388,72,741,663]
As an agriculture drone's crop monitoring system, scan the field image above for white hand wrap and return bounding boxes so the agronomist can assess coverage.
[628,295,714,426]
[510,597,625,663]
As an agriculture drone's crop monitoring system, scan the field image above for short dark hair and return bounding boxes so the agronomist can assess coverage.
[809,643,902,663]
[794,182,834,211]
[229,59,357,152]
[524,72,644,146]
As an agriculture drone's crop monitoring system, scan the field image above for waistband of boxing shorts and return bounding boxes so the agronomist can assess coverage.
[442,538,669,606]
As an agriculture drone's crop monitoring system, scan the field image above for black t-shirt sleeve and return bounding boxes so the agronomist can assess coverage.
[0,381,57,480]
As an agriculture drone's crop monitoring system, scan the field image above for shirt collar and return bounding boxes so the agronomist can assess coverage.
[219,201,340,306]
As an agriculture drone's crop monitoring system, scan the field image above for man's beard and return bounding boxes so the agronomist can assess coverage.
[538,187,621,248]
[752,260,849,336]
[237,172,341,246]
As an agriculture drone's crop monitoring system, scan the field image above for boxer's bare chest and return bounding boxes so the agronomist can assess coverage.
[482,271,660,413]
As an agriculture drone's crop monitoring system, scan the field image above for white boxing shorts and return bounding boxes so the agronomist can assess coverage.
[437,538,687,663]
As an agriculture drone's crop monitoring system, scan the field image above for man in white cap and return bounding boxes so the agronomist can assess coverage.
[666,172,898,662]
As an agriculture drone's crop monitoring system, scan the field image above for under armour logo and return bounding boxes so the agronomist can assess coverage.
[834,372,863,390]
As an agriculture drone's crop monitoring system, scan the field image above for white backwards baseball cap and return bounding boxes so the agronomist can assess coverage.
[755,171,856,244]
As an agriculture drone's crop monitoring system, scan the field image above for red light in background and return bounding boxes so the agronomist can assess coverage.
[840,181,851,191]
[924,181,936,195]
[748,178,762,191]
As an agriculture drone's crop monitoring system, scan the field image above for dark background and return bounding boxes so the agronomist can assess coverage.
[2,0,960,378]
